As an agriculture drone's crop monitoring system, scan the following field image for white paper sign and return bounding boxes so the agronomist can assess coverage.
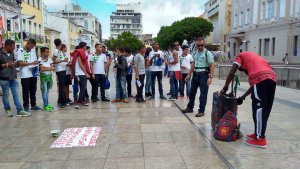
[136,80,141,87]
[51,127,101,148]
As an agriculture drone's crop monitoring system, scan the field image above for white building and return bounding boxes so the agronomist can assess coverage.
[50,3,102,49]
[229,0,300,64]
[110,2,143,39]
[204,0,231,52]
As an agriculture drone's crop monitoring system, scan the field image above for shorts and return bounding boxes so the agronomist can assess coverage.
[65,75,72,86]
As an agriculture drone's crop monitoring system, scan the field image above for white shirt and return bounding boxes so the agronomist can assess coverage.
[180,54,194,74]
[17,48,37,78]
[126,55,134,66]
[149,50,164,72]
[75,56,85,76]
[65,53,71,75]
[53,49,67,72]
[169,51,181,71]
[89,53,107,75]
[38,57,53,75]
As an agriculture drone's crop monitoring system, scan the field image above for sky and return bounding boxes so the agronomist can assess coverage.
[44,0,207,39]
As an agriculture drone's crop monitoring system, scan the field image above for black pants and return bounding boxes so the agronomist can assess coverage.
[91,74,106,100]
[56,71,67,105]
[151,71,163,96]
[126,74,132,96]
[78,75,87,102]
[187,72,209,113]
[136,74,145,99]
[251,79,276,138]
[85,77,92,99]
[21,77,37,108]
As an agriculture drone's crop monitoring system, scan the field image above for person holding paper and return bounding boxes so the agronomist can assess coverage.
[134,45,147,102]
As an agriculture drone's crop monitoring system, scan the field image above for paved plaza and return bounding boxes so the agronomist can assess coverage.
[0,71,299,169]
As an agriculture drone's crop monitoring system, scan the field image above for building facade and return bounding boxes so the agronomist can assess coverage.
[21,0,44,47]
[0,0,22,48]
[50,3,102,50]
[110,2,143,40]
[229,0,300,64]
[204,0,231,52]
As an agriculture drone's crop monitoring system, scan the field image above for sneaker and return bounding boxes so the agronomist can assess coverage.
[92,99,98,103]
[58,103,65,108]
[44,106,53,112]
[246,133,257,140]
[169,96,177,101]
[85,99,90,103]
[31,106,42,111]
[111,98,121,103]
[167,92,172,95]
[17,110,31,117]
[102,98,110,102]
[150,95,155,99]
[67,99,74,105]
[128,95,133,98]
[123,99,129,103]
[24,106,29,112]
[145,93,152,97]
[195,112,205,117]
[5,109,13,117]
[182,107,193,113]
[178,96,183,99]
[245,138,267,148]
[160,95,167,100]
[82,101,89,106]
[186,96,189,100]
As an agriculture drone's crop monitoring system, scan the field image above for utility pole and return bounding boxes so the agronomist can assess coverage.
[19,4,23,48]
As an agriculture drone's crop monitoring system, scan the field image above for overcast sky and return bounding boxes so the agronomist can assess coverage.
[44,0,207,39]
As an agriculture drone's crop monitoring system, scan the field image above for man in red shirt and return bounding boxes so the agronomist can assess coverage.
[221,51,277,148]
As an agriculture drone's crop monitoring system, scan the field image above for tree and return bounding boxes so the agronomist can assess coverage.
[104,31,143,53]
[156,17,214,50]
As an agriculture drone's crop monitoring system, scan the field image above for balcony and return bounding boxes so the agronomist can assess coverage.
[25,32,44,43]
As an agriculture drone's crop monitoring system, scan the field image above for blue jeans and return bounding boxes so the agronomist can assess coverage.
[145,69,152,94]
[116,76,127,99]
[0,79,23,112]
[169,71,178,98]
[41,81,51,107]
[187,72,209,113]
[179,73,191,97]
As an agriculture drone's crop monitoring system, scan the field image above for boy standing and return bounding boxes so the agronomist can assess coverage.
[124,47,134,97]
[0,40,29,117]
[17,39,42,112]
[38,47,55,112]
[90,44,110,102]
[179,45,193,99]
[112,47,128,103]
[134,45,146,102]
[53,39,68,108]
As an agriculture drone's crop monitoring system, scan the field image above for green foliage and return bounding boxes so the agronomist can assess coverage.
[104,31,143,53]
[156,17,214,50]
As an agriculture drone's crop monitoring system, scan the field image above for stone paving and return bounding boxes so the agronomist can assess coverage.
[0,71,299,169]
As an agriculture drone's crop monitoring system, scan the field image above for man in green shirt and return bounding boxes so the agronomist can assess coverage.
[182,37,215,117]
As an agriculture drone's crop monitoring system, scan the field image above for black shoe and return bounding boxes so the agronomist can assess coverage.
[169,96,177,101]
[167,92,172,95]
[160,95,167,100]
[150,95,155,99]
[92,99,98,103]
[145,93,152,97]
[128,95,134,98]
[102,98,110,102]
[136,97,146,103]
[182,107,193,113]
[67,99,74,105]
[195,112,205,117]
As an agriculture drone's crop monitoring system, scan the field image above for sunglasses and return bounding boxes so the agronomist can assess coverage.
[197,44,204,47]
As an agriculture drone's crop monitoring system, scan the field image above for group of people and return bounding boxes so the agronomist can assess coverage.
[0,36,277,148]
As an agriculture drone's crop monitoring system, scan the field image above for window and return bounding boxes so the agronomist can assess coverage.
[259,39,262,55]
[264,38,270,56]
[234,14,238,28]
[32,0,35,7]
[22,19,26,31]
[278,0,285,17]
[272,38,275,56]
[262,2,266,20]
[239,12,243,26]
[84,20,88,29]
[233,43,237,56]
[28,21,32,33]
[34,23,37,34]
[267,0,274,19]
[39,24,42,35]
[294,36,298,56]
[246,9,250,24]
[37,0,40,10]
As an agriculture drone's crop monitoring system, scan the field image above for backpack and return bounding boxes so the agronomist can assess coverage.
[214,111,240,142]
